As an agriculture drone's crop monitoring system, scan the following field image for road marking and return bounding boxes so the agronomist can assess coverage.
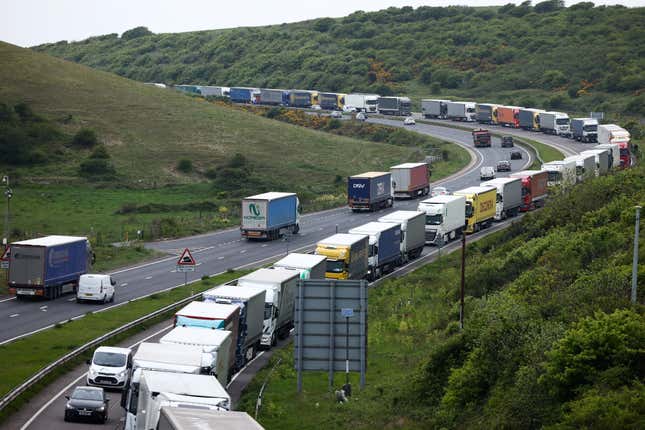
[20,324,174,430]
[144,276,152,280]
[240,250,246,254]
[261,244,268,247]
[9,313,19,318]
[67,298,76,302]
[170,270,176,273]
[39,306,47,311]
[217,256,224,260]
[227,351,266,389]
[0,296,16,303]
[120,283,128,287]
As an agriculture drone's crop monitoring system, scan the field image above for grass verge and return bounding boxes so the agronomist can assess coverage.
[0,270,245,422]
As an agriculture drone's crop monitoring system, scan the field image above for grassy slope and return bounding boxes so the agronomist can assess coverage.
[237,165,645,429]
[34,6,645,118]
[0,41,416,185]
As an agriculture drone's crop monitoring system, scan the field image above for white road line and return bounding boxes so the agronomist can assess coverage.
[9,313,19,318]
[217,256,225,260]
[39,306,47,311]
[227,351,266,388]
[120,283,128,287]
[67,298,76,302]
[240,250,246,254]
[20,324,174,430]
[261,244,268,247]
[0,296,16,303]
[144,276,152,280]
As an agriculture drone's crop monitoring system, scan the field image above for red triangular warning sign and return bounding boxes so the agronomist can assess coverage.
[177,248,196,266]
[0,246,10,261]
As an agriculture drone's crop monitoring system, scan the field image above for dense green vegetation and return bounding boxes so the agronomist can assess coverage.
[238,164,645,429]
[36,3,645,116]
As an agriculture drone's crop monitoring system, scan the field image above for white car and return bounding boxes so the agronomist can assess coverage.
[404,117,416,125]
[87,346,132,389]
[356,112,367,122]
[480,166,496,180]
[343,105,357,113]
[77,274,116,304]
[330,111,343,119]
[311,104,322,110]
[431,186,449,197]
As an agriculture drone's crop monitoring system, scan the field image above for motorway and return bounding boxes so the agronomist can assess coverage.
[0,118,598,429]
[0,117,600,344]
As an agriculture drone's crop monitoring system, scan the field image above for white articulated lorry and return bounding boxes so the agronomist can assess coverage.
[480,177,522,220]
[272,253,327,280]
[122,342,206,430]
[135,370,230,430]
[418,195,466,245]
[564,154,596,183]
[158,407,265,430]
[160,326,234,387]
[236,267,299,348]
[378,210,426,263]
[541,160,577,188]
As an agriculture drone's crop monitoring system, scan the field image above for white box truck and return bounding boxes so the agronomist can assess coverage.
[541,160,578,188]
[378,210,426,262]
[345,93,379,113]
[594,143,620,169]
[480,177,522,220]
[202,285,266,370]
[160,326,234,387]
[446,101,476,122]
[236,267,299,348]
[421,99,450,119]
[136,370,230,430]
[272,253,326,279]
[540,111,570,136]
[418,195,466,245]
[580,149,610,176]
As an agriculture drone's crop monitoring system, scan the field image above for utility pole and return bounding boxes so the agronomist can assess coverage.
[2,176,11,250]
[632,206,641,304]
[460,229,466,330]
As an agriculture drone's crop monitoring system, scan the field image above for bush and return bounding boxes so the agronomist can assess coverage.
[176,159,193,173]
[89,145,110,159]
[72,128,98,147]
[121,26,153,40]
[79,158,116,178]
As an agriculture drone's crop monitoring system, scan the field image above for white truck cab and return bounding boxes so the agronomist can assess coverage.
[77,274,115,304]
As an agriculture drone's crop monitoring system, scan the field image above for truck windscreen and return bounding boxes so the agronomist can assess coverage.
[426,214,443,225]
[326,260,345,273]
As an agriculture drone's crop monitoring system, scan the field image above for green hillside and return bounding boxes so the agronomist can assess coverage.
[35,3,645,116]
[238,163,645,430]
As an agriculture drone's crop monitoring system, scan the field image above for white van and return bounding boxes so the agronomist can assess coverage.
[87,346,132,389]
[77,274,116,304]
[480,166,495,181]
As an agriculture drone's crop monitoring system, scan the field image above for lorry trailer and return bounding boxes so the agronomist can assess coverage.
[597,124,631,168]
[345,94,379,113]
[272,253,326,280]
[378,210,426,262]
[347,172,393,211]
[390,162,430,199]
[319,92,344,110]
[348,222,402,281]
[290,90,316,108]
[229,87,258,103]
[378,97,411,116]
[475,103,498,124]
[202,284,266,370]
[480,177,522,220]
[580,149,610,176]
[158,407,264,430]
[418,195,466,245]
[236,267,299,348]
[453,186,497,234]
[259,88,289,106]
[241,192,300,240]
[8,235,92,300]
[160,326,234,387]
[446,101,476,122]
[571,118,598,143]
[541,160,577,188]
[496,106,521,128]
[315,233,369,280]
[422,99,450,119]
[564,154,596,182]
[518,108,544,131]
[510,170,548,211]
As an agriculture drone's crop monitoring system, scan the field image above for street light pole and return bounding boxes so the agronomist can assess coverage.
[2,176,10,250]
[632,206,641,304]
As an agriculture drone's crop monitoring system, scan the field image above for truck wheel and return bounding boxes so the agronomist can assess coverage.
[293,224,300,234]
[272,333,277,347]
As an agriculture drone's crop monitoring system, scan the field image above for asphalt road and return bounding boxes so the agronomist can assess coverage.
[0,117,590,344]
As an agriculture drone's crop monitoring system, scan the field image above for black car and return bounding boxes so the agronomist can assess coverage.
[496,160,512,172]
[64,386,110,423]
[510,151,523,160]
[501,136,514,147]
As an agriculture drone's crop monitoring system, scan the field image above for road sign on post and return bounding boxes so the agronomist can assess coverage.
[0,245,9,270]
[176,248,196,286]
[294,279,367,393]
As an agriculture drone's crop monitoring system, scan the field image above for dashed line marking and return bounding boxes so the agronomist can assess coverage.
[144,276,152,280]
[217,256,225,260]
[9,313,19,318]
[240,250,246,254]
[67,298,76,302]
[261,244,268,247]
[120,283,128,287]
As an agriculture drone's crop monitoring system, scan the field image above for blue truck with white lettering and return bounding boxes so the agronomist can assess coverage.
[241,192,300,240]
[8,235,92,300]
[347,172,393,212]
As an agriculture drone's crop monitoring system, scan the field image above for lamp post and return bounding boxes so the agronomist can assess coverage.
[2,176,11,250]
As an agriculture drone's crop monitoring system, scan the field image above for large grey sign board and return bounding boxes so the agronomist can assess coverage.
[294,279,367,391]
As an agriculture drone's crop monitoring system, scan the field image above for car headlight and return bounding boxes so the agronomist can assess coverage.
[97,406,105,412]
[66,402,74,410]
[118,370,126,378]
[89,368,97,376]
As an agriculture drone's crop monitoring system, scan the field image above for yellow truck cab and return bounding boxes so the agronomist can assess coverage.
[453,186,497,233]
[315,234,369,280]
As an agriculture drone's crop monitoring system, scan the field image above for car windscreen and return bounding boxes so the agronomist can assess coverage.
[73,388,103,401]
[93,351,126,367]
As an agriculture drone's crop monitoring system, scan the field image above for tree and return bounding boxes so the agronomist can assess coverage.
[121,26,153,40]
[534,0,564,13]
[176,158,193,173]
[72,128,98,147]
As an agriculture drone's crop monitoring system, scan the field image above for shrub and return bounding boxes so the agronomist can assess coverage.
[176,158,193,173]
[79,158,116,178]
[72,128,98,148]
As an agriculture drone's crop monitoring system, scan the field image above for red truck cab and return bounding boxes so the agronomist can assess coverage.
[618,142,631,168]
[510,170,548,212]
[472,129,491,147]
